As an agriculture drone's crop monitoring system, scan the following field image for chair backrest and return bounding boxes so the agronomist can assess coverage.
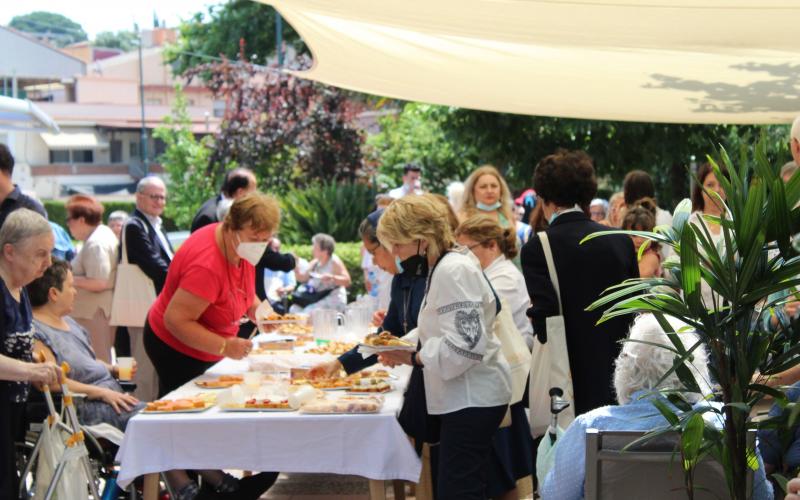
[584,428,753,500]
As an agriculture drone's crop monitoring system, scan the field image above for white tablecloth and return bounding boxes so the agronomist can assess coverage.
[116,338,422,488]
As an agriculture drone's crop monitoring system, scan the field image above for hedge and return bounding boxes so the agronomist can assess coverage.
[43,200,180,231]
[283,241,366,301]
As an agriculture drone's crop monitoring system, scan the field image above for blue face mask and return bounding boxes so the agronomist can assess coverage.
[394,256,404,274]
[548,212,558,225]
[476,201,502,211]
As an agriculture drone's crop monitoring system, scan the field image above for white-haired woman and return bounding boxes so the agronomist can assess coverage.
[377,194,511,500]
[292,233,350,312]
[0,209,61,499]
[541,314,772,500]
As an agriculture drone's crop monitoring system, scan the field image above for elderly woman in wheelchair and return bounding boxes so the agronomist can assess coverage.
[540,314,773,500]
[26,259,144,431]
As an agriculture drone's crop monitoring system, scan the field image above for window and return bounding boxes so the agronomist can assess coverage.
[71,150,94,163]
[213,99,226,118]
[153,138,166,158]
[110,140,122,163]
[50,150,70,163]
[130,142,140,159]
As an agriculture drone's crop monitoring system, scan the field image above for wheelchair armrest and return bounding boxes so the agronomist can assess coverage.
[119,381,137,393]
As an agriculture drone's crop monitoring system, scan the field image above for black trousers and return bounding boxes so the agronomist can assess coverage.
[144,321,215,397]
[0,390,25,500]
[437,405,507,500]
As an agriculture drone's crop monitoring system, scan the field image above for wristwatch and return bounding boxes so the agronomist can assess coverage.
[410,352,423,368]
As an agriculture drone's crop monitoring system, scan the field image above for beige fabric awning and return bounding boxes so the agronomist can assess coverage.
[262,0,800,124]
[40,131,108,149]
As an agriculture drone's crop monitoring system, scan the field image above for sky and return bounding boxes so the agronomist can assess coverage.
[2,0,220,39]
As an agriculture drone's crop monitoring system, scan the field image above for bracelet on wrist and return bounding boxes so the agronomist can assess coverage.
[218,339,227,356]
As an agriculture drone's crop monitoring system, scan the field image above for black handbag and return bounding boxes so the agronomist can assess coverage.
[398,347,441,448]
[289,287,334,308]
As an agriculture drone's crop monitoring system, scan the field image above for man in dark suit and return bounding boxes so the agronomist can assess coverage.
[122,176,174,401]
[0,144,47,228]
[190,168,258,233]
[521,150,639,417]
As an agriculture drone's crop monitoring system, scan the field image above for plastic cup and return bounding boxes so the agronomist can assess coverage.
[117,357,134,381]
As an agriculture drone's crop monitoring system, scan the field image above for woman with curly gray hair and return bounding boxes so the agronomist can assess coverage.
[540,314,772,500]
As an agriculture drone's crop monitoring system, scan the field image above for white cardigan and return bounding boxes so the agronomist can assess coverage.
[483,255,534,348]
[415,248,511,415]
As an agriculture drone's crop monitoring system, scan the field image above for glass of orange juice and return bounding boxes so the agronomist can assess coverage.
[117,357,134,381]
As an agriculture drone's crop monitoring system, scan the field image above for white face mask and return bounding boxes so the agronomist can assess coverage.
[236,233,267,266]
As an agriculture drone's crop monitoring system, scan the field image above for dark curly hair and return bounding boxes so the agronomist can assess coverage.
[533,150,597,208]
[27,259,71,308]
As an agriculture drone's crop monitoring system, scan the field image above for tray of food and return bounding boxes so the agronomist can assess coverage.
[300,395,384,414]
[258,313,308,325]
[252,339,295,353]
[347,379,392,394]
[220,397,295,412]
[194,374,244,389]
[350,369,392,380]
[292,377,352,390]
[358,332,416,353]
[143,395,215,414]
[306,341,356,356]
[277,323,314,335]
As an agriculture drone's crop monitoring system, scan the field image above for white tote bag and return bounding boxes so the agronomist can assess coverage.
[529,231,576,438]
[35,421,90,500]
[109,220,157,327]
[494,298,532,405]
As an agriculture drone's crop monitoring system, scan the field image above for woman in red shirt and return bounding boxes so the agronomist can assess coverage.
[144,192,279,396]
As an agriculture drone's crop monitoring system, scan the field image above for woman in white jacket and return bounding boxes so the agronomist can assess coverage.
[455,213,534,500]
[377,194,512,500]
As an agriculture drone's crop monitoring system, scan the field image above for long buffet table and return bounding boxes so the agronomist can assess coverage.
[116,334,423,500]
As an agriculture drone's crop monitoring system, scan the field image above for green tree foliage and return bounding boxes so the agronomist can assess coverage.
[154,86,222,229]
[10,11,87,47]
[279,181,377,245]
[366,104,477,193]
[370,103,789,209]
[94,30,137,51]
[165,0,303,75]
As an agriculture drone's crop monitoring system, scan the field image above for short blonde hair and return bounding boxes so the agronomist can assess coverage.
[460,165,514,222]
[377,194,455,260]
[223,192,280,233]
[455,213,518,260]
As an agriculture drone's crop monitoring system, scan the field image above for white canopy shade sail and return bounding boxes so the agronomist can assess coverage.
[262,0,800,124]
[0,96,59,133]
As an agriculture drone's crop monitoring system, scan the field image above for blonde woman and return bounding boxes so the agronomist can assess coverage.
[459,165,515,228]
[377,195,511,500]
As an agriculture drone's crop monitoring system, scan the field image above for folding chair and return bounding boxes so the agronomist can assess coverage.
[584,428,754,499]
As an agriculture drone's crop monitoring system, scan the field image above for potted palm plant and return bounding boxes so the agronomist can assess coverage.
[584,137,800,499]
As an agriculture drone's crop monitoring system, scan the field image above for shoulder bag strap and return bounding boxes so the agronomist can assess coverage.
[537,231,563,315]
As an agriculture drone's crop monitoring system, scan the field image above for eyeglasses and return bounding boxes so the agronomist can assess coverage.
[466,242,484,251]
[142,193,166,202]
[365,241,381,256]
